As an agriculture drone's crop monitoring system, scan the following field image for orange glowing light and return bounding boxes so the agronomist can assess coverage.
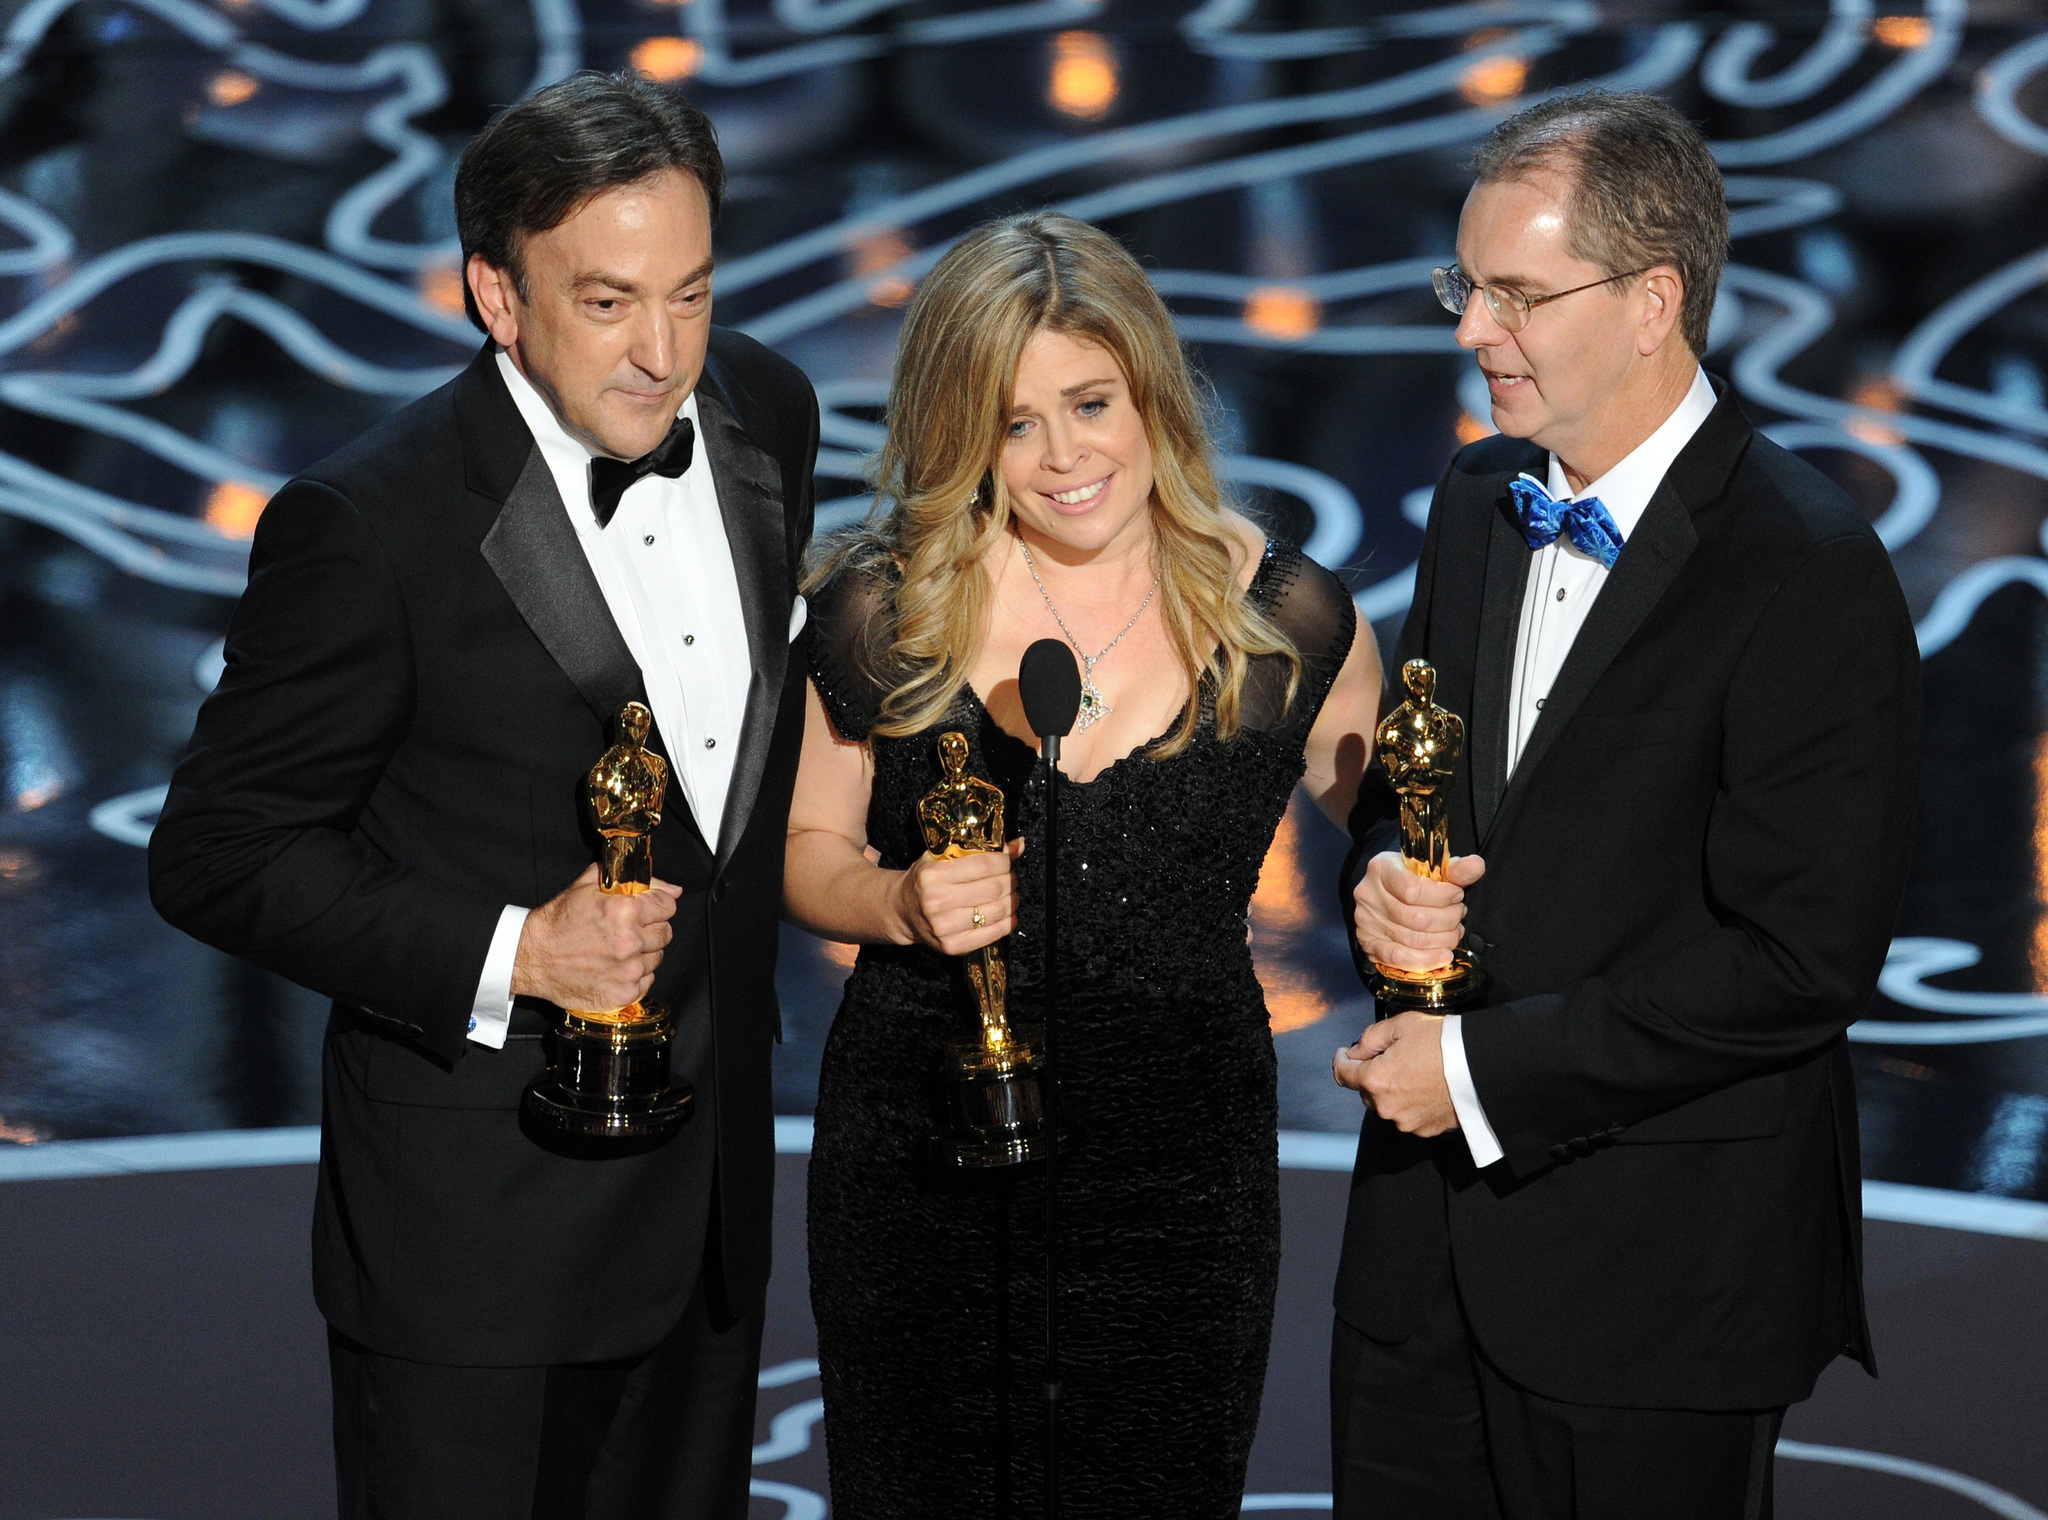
[1252,800,1328,1033]
[848,229,916,308]
[14,783,59,811]
[818,938,858,971]
[1456,410,1495,445]
[0,1116,49,1145]
[630,35,703,83]
[205,480,270,539]
[0,849,35,883]
[208,70,259,108]
[1874,15,1932,47]
[1244,287,1322,341]
[1252,801,1314,936]
[28,310,77,354]
[1846,378,1905,447]
[2033,732,2048,991]
[417,263,467,317]
[1460,31,1526,108]
[1049,31,1117,121]
[1264,965,1328,1035]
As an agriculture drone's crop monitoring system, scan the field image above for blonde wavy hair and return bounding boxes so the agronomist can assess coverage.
[810,211,1299,756]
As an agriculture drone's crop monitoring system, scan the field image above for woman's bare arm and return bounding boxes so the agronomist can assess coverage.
[1301,623,1383,832]
[784,680,1019,953]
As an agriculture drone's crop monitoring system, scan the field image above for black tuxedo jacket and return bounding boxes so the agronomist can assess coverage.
[151,333,818,1366]
[1336,379,1921,1410]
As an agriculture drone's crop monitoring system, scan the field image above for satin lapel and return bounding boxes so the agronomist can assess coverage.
[1481,476,1699,850]
[480,446,647,725]
[1469,484,1531,840]
[696,382,788,866]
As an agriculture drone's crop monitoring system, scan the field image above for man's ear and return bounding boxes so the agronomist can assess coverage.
[467,254,520,347]
[1637,266,1685,356]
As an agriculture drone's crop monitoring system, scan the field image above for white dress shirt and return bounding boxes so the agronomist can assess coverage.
[1441,367,1717,1166]
[466,350,752,1049]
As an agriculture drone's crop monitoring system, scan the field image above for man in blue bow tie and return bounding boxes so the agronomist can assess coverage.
[1329,91,1921,1520]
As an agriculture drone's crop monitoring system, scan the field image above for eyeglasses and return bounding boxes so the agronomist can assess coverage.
[1431,264,1652,333]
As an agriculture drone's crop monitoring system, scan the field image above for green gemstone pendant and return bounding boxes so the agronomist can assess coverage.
[1076,679,1109,730]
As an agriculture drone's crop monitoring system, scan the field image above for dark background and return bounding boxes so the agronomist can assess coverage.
[2,0,2047,1207]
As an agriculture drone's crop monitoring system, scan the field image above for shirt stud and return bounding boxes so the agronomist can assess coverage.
[644,534,655,546]
[683,634,695,646]
[1555,587,1567,601]
[704,737,716,749]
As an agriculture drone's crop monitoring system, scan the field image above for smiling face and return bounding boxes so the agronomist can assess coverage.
[1453,170,1688,483]
[467,168,714,461]
[1000,328,1155,558]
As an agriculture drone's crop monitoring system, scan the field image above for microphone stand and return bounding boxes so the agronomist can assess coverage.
[1039,724,1063,1520]
[1019,635,1078,1520]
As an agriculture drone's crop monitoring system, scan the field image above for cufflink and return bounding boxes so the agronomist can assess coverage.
[468,1016,478,1033]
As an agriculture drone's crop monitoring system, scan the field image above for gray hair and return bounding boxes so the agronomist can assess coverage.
[1471,90,1727,357]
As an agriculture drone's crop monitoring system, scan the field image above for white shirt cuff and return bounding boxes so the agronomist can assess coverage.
[466,904,529,1050]
[1441,1013,1505,1169]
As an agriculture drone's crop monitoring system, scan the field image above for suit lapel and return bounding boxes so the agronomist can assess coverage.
[480,447,649,726]
[695,376,789,866]
[1469,488,1531,840]
[1482,473,1699,850]
[1477,378,1753,848]
[457,346,649,729]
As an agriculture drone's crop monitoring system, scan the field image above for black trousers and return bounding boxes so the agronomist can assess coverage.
[330,1269,763,1520]
[1331,1252,1782,1520]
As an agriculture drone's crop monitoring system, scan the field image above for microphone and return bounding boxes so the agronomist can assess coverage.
[1019,639,1082,761]
[1017,635,1079,1520]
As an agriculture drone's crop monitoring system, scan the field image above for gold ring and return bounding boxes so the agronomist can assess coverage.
[971,907,985,928]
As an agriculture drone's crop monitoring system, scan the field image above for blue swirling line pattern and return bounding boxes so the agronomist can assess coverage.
[18,1,2046,1044]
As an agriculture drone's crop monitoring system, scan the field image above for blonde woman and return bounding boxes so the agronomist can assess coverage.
[785,212,1381,1518]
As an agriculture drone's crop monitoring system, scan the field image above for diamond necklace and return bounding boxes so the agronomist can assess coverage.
[1018,539,1160,731]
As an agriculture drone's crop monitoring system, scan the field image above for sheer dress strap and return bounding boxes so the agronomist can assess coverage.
[804,549,900,743]
[1240,541,1359,737]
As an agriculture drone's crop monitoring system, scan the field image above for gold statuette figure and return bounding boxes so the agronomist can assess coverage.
[1370,660,1487,1011]
[918,730,1015,1051]
[919,732,1056,1168]
[521,701,694,1140]
[574,701,667,1025]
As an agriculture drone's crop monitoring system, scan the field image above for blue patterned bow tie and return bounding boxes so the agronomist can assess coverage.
[1508,473,1625,570]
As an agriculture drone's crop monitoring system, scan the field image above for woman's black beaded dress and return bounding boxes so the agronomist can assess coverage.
[805,541,1356,1519]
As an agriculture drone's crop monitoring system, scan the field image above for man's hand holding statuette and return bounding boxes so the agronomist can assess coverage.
[1352,849,1485,971]
[513,863,680,1011]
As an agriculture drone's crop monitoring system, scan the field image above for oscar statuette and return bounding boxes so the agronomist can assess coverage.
[920,731,1057,1168]
[521,701,695,1140]
[1369,659,1489,1015]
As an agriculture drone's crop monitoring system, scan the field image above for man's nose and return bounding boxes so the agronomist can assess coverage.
[630,309,676,382]
[1454,289,1505,351]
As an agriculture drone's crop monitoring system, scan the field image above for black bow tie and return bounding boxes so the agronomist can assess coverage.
[588,416,695,528]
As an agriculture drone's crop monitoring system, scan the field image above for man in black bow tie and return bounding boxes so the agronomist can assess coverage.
[151,71,818,1518]
[1330,91,1920,1519]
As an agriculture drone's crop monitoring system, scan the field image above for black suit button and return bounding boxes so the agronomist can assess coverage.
[1548,1143,1570,1163]
[1568,1136,1596,1157]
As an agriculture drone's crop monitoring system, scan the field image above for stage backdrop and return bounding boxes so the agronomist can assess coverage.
[0,0,2045,1207]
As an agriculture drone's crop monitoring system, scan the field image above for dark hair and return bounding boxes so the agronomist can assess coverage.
[454,71,724,332]
[1470,90,1726,357]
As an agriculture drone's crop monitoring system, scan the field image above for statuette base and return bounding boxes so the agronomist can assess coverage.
[1370,950,1489,1015]
[521,1002,694,1140]
[931,1027,1065,1169]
